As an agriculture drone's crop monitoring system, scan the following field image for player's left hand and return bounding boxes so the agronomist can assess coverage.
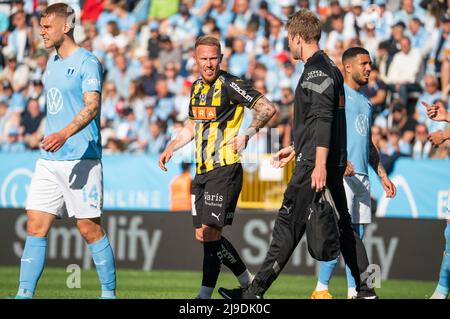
[311,164,327,192]
[41,131,69,152]
[344,161,355,176]
[427,130,445,147]
[227,135,249,153]
[381,175,396,198]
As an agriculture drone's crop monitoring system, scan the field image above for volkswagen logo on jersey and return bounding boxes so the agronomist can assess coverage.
[67,66,76,78]
[355,114,369,136]
[47,88,64,115]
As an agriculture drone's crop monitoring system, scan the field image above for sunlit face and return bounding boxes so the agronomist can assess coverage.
[40,14,67,49]
[195,44,222,84]
[287,33,301,61]
[346,54,372,85]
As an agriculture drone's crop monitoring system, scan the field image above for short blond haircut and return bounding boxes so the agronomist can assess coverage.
[41,2,76,29]
[286,9,321,44]
[195,36,222,55]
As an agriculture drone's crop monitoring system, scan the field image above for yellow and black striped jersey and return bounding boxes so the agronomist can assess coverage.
[189,71,263,174]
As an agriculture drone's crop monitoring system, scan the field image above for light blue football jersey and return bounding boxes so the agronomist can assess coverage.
[41,47,102,160]
[344,83,372,176]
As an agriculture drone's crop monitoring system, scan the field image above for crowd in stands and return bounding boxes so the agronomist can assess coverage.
[0,0,449,169]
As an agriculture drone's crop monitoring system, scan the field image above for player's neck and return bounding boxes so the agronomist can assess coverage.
[55,37,79,60]
[302,44,320,63]
[345,79,360,91]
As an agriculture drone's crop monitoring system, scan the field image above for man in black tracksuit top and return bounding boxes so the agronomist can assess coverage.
[219,9,377,299]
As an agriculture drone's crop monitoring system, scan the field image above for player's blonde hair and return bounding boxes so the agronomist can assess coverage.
[195,36,222,55]
[286,9,321,44]
[41,2,76,29]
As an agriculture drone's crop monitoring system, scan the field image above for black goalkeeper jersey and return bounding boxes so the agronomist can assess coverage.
[189,71,263,174]
[293,50,347,168]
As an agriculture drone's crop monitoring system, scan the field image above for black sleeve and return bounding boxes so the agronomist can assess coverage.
[224,76,263,109]
[301,68,335,148]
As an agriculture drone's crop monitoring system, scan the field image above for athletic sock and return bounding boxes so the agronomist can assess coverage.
[316,257,339,290]
[220,236,250,287]
[88,235,116,298]
[17,236,48,298]
[200,240,222,298]
[434,223,450,298]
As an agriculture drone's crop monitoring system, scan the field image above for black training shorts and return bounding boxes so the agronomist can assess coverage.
[191,163,243,228]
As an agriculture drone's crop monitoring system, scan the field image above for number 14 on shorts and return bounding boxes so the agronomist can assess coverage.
[82,184,100,209]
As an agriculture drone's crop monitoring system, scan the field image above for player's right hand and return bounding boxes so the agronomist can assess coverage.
[421,101,448,122]
[344,161,355,176]
[271,146,295,168]
[41,131,69,152]
[159,148,173,172]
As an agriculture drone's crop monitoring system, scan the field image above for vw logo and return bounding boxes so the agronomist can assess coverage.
[47,88,64,115]
[355,114,369,136]
[1,168,34,208]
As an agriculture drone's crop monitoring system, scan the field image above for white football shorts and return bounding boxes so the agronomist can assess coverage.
[446,188,450,221]
[26,159,103,219]
[343,173,371,224]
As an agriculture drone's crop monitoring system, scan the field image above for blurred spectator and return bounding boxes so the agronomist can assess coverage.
[116,107,140,150]
[375,40,393,83]
[147,21,161,59]
[20,97,43,138]
[0,101,13,143]
[388,100,417,149]
[415,74,441,123]
[0,54,30,92]
[106,53,140,98]
[386,36,423,105]
[1,125,25,152]
[426,13,450,80]
[325,15,348,55]
[412,123,432,159]
[164,62,184,95]
[229,37,249,77]
[343,0,365,42]
[152,76,175,122]
[394,0,426,26]
[6,10,33,63]
[207,0,234,38]
[227,0,259,38]
[0,81,26,113]
[322,0,345,34]
[163,3,200,49]
[102,81,121,126]
[267,15,287,55]
[127,78,151,126]
[360,22,381,60]
[139,58,157,97]
[408,17,432,58]
[361,65,387,119]
[157,35,182,73]
[173,79,191,122]
[276,78,294,123]
[145,120,169,155]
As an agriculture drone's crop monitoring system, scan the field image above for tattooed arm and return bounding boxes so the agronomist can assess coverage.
[228,96,277,152]
[369,140,396,198]
[41,91,100,152]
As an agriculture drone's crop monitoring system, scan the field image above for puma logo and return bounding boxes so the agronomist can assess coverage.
[211,213,221,221]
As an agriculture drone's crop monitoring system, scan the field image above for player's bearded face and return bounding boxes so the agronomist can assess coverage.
[288,34,301,60]
[40,15,66,49]
[195,45,222,84]
[353,55,372,86]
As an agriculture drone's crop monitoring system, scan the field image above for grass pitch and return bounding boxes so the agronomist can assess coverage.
[0,266,436,299]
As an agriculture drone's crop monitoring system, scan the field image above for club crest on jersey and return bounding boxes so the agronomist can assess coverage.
[66,67,76,78]
[199,94,207,103]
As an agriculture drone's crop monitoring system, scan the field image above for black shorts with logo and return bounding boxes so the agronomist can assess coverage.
[191,163,243,228]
